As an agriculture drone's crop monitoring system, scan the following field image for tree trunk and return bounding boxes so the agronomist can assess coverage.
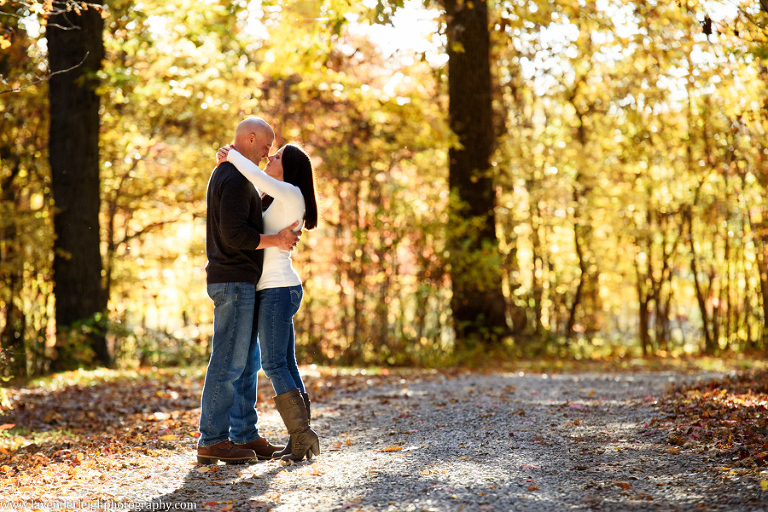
[0,151,28,378]
[741,198,764,350]
[349,179,367,363]
[0,269,27,379]
[708,268,720,352]
[567,221,586,340]
[47,2,109,368]
[724,223,733,348]
[530,196,543,336]
[684,208,715,354]
[569,108,601,338]
[637,276,651,357]
[443,0,508,344]
[754,220,768,352]
[652,214,679,352]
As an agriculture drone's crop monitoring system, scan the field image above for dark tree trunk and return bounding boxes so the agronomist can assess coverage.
[443,0,508,344]
[47,2,109,368]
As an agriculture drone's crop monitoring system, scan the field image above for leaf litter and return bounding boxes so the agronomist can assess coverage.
[655,368,768,491]
[1,365,768,510]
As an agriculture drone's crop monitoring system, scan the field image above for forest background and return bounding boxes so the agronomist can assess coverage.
[2,0,768,381]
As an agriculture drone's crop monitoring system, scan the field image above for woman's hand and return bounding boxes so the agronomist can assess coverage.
[216,145,232,165]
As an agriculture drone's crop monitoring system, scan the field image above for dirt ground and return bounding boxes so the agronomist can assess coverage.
[2,367,767,511]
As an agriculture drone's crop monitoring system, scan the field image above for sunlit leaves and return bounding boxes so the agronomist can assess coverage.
[87,0,456,365]
[6,0,768,369]
[492,0,768,353]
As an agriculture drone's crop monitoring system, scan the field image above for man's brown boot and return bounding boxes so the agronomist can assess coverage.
[197,440,257,465]
[235,437,285,460]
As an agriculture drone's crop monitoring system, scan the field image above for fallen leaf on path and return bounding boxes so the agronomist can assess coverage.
[380,446,402,452]
[339,498,363,510]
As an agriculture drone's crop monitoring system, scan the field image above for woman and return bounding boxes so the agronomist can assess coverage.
[217,142,320,463]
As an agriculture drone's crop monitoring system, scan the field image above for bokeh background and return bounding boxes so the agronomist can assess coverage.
[2,0,767,377]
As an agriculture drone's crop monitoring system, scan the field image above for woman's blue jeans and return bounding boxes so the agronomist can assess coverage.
[198,282,262,448]
[258,285,306,396]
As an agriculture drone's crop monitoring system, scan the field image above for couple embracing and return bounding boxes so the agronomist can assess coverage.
[196,117,320,465]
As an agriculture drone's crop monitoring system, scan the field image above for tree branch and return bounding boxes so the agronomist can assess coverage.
[0,1,106,29]
[0,51,88,95]
[118,220,175,245]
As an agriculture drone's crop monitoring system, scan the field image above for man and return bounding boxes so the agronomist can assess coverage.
[197,117,299,464]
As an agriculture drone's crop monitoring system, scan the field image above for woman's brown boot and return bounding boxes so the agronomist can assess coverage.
[273,392,311,458]
[273,389,319,462]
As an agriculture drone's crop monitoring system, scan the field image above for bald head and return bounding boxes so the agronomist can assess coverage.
[233,117,275,165]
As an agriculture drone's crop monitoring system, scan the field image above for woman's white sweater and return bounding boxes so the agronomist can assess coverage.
[227,149,305,291]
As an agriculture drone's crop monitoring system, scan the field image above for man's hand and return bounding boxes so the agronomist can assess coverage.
[254,222,301,251]
[276,221,301,251]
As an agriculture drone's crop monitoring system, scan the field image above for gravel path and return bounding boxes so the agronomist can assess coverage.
[98,370,767,511]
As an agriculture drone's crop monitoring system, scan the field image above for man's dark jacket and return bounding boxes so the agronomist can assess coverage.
[205,161,264,286]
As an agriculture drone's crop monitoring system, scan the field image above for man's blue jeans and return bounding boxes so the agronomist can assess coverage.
[198,282,262,448]
[258,285,306,396]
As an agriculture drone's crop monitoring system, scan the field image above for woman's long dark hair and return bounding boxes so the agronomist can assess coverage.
[282,143,319,229]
